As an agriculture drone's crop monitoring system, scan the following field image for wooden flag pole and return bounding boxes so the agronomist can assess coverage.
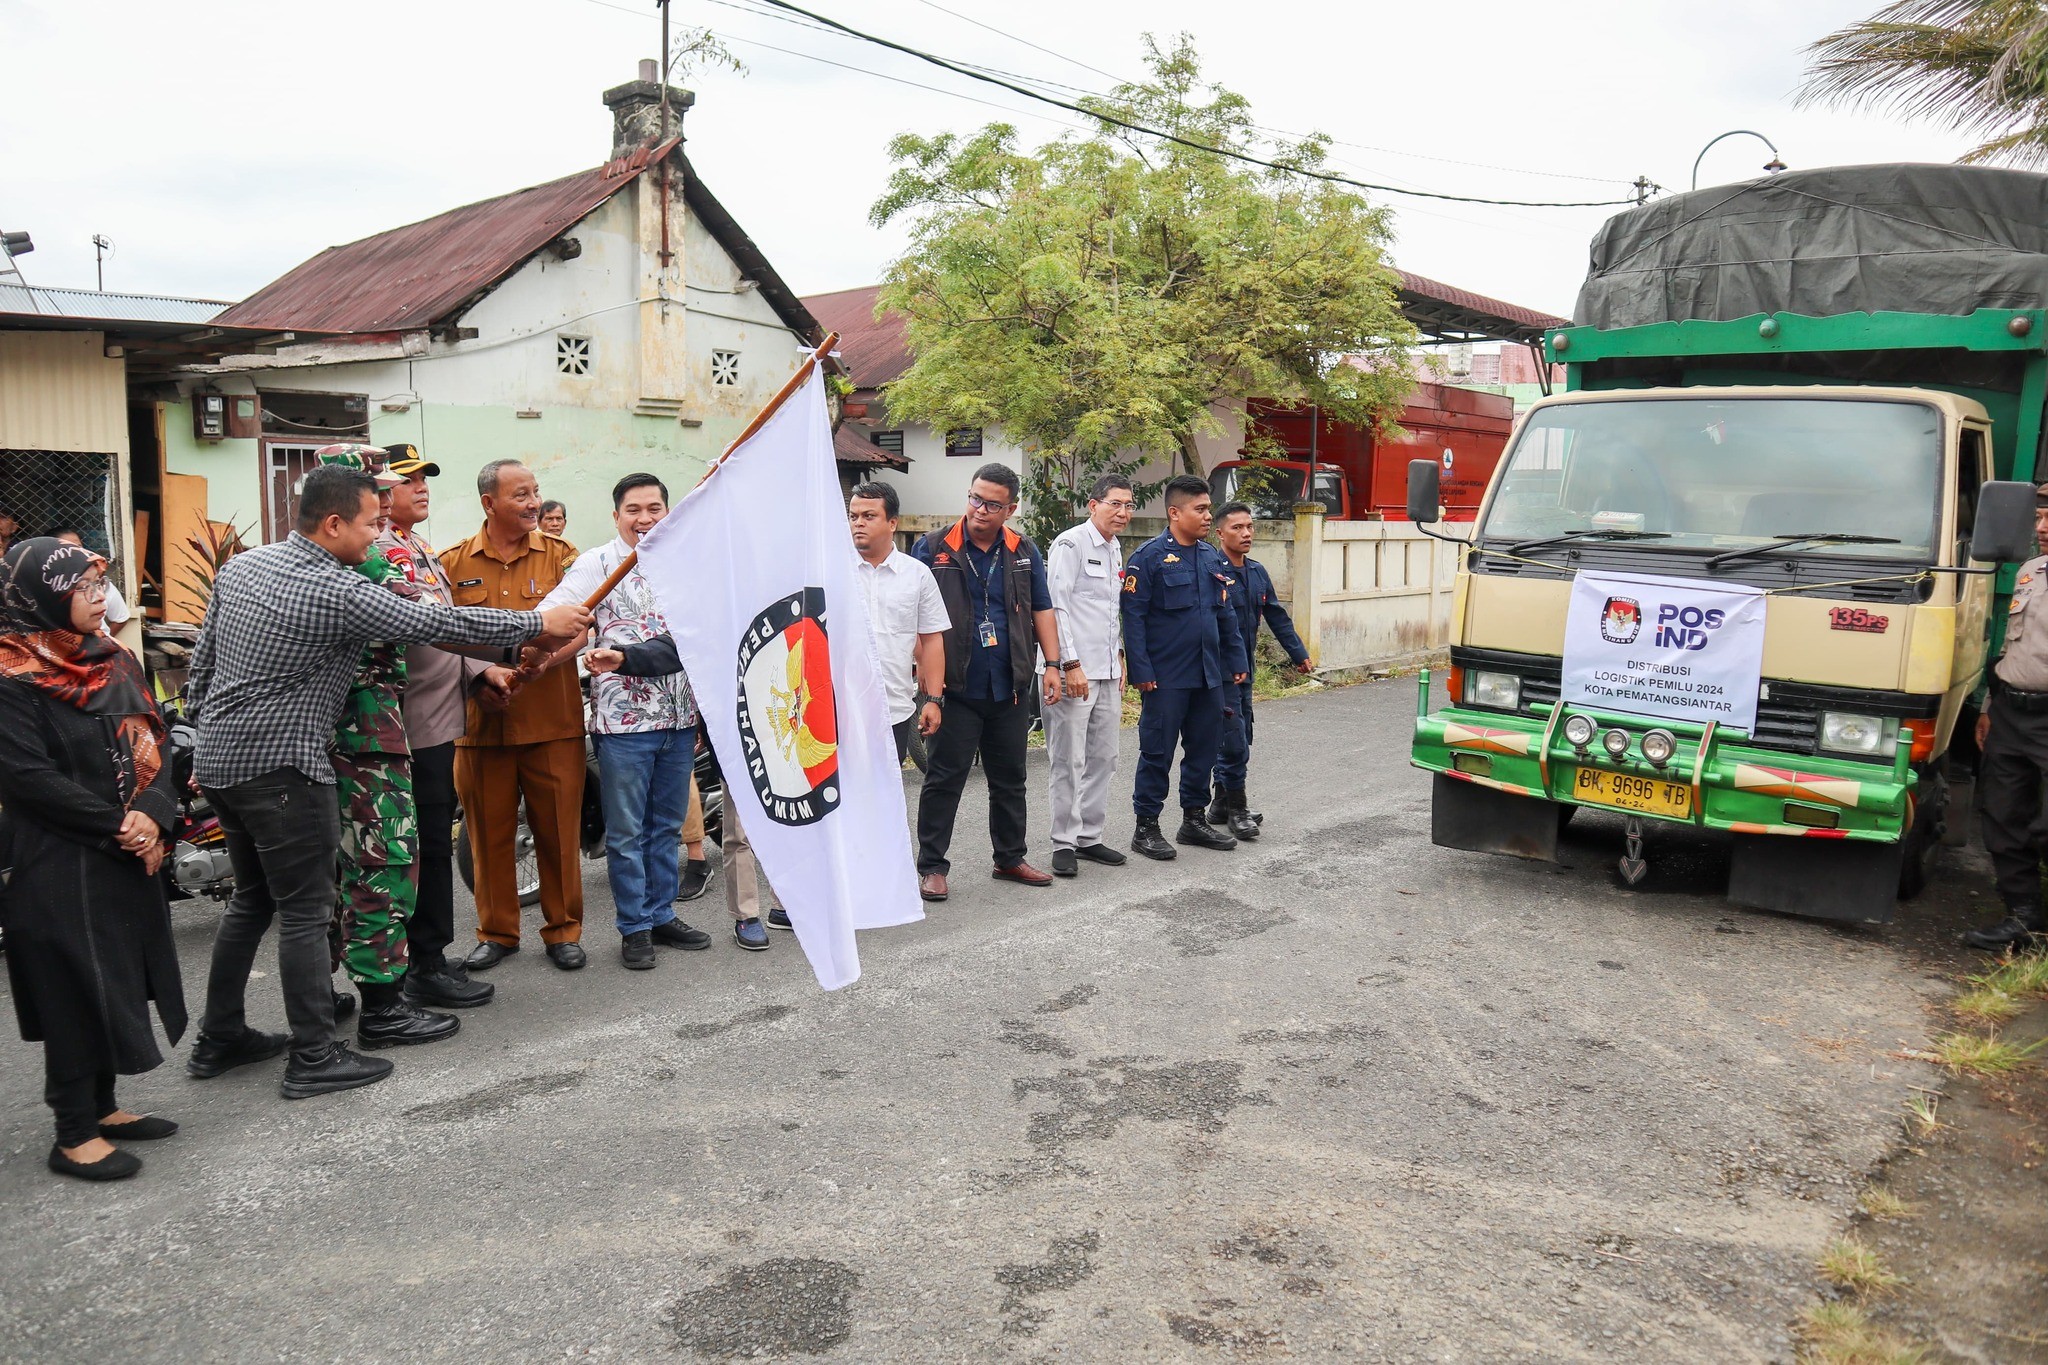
[578,330,840,611]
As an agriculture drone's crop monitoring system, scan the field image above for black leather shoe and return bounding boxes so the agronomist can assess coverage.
[280,1043,393,1099]
[48,1144,142,1181]
[676,858,711,903]
[651,918,712,950]
[622,930,656,970]
[1227,808,1260,841]
[1962,913,2044,951]
[546,942,588,971]
[357,1001,460,1050]
[186,1028,288,1079]
[333,990,357,1021]
[1131,819,1177,861]
[1052,848,1078,877]
[1176,810,1237,851]
[1075,842,1126,866]
[464,941,518,971]
[404,963,495,1008]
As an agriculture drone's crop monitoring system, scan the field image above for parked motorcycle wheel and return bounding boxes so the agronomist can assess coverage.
[455,810,543,908]
[903,725,929,774]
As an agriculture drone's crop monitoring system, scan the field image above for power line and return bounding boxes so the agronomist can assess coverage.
[742,0,1641,208]
[905,0,1129,86]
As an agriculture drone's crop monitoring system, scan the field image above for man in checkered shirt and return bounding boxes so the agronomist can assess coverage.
[183,464,592,1101]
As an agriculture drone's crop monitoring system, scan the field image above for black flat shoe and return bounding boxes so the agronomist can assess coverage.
[357,1001,461,1049]
[98,1115,178,1141]
[48,1144,141,1182]
[1052,849,1078,877]
[404,963,495,1009]
[1075,843,1126,866]
[280,1043,393,1100]
[546,942,588,971]
[186,1028,289,1079]
[465,941,519,971]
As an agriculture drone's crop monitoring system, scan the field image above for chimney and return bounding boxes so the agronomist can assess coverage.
[602,60,695,161]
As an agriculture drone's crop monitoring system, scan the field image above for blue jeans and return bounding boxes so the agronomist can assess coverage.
[593,727,694,937]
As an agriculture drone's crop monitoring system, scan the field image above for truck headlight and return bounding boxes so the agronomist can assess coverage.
[1469,670,1520,711]
[1563,714,1596,749]
[1819,711,1898,757]
[1640,729,1677,767]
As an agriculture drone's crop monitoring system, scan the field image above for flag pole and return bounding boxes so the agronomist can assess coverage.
[579,330,840,611]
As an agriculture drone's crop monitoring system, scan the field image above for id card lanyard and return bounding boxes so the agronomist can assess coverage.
[972,542,1002,648]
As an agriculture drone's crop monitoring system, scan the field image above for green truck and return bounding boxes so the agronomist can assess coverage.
[1406,164,2045,923]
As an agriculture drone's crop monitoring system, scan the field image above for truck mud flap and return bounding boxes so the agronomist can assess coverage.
[1726,834,1901,926]
[1431,772,1559,863]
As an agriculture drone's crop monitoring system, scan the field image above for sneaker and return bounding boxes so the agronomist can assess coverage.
[676,858,711,902]
[279,1042,393,1100]
[186,1027,289,1079]
[733,918,770,951]
[621,930,656,971]
[766,906,794,931]
[651,918,712,950]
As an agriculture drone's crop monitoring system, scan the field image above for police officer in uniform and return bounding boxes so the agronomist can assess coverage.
[1208,500,1314,840]
[1122,475,1248,859]
[1966,483,2048,951]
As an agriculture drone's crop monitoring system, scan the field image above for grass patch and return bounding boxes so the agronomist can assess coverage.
[1903,1093,1947,1137]
[1795,1302,1926,1364]
[1818,1237,1905,1296]
[1925,1030,2045,1078]
[1950,984,2024,1026]
[1857,1187,1913,1220]
[1978,951,2048,999]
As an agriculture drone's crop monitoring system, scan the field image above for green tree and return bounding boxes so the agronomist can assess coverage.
[1799,0,2048,165]
[869,37,1414,543]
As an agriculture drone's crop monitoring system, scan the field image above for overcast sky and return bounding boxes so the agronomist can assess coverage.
[1,0,1975,326]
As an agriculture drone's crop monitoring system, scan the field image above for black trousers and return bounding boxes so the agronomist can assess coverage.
[410,741,457,971]
[45,1066,116,1147]
[892,717,914,765]
[1978,698,2048,915]
[916,693,1030,874]
[199,767,343,1061]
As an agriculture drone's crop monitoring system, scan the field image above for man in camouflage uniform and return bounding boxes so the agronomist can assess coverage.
[314,445,461,1049]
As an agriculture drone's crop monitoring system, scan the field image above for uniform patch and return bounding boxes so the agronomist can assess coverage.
[1163,553,1180,563]
[1123,574,1138,593]
[455,578,484,588]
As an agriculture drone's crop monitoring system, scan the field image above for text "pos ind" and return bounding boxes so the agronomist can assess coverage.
[1656,602,1727,651]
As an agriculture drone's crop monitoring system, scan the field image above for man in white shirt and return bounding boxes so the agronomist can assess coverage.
[1043,474,1136,877]
[847,481,949,764]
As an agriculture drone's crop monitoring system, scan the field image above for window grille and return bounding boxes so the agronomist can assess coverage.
[0,449,123,573]
[556,335,592,376]
[870,430,905,457]
[711,349,740,386]
[945,428,984,458]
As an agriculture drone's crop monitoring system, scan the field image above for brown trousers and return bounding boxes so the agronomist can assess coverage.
[455,737,586,947]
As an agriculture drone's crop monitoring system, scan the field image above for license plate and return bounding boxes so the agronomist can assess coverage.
[1568,766,1693,819]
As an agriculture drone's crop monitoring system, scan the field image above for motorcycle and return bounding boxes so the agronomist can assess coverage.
[165,700,236,901]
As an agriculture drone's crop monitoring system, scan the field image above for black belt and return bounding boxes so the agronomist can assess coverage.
[1994,677,2048,713]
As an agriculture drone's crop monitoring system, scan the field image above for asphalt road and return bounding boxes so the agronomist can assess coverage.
[0,677,1976,1362]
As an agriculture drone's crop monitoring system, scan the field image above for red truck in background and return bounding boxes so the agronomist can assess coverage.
[1208,381,1515,520]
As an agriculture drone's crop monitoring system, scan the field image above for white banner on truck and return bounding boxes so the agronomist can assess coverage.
[1560,571,1766,734]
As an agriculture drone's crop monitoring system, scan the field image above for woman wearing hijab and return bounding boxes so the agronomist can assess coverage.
[0,538,186,1181]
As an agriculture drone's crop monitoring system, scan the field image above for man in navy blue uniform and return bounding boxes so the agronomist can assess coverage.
[1208,500,1314,840]
[910,463,1065,901]
[1121,476,1248,859]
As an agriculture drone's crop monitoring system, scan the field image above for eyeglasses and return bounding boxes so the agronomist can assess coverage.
[1097,499,1137,512]
[75,580,110,602]
[967,493,1013,512]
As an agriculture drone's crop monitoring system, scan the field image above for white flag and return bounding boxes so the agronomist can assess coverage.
[633,363,922,988]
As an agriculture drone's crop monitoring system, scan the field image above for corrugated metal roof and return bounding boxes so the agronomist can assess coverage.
[805,272,1570,389]
[0,282,228,325]
[834,419,909,469]
[217,141,823,346]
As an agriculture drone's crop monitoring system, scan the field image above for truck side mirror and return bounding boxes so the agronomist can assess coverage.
[1970,480,2038,563]
[1406,459,1442,524]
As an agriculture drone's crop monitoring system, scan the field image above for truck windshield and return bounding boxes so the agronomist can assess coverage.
[1478,397,1943,561]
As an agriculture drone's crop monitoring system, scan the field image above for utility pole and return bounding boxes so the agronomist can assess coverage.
[1632,175,1655,206]
[92,234,111,291]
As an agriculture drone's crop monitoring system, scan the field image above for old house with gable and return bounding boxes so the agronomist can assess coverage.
[159,63,880,552]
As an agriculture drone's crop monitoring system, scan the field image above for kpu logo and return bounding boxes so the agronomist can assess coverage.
[1600,596,1641,645]
[1655,602,1727,651]
[735,587,840,826]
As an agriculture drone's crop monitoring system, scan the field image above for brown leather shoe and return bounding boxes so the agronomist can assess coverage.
[919,872,949,902]
[993,862,1053,887]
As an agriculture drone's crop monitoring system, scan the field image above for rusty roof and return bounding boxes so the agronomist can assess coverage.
[833,419,909,470]
[805,272,1567,389]
[218,141,821,343]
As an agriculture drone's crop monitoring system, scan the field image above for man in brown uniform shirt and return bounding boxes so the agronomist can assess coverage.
[442,459,590,971]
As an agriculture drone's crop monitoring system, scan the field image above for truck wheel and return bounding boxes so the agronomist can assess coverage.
[1896,772,1946,901]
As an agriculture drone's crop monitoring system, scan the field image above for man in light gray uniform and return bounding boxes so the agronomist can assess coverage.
[1043,474,1137,877]
[1965,481,2048,950]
